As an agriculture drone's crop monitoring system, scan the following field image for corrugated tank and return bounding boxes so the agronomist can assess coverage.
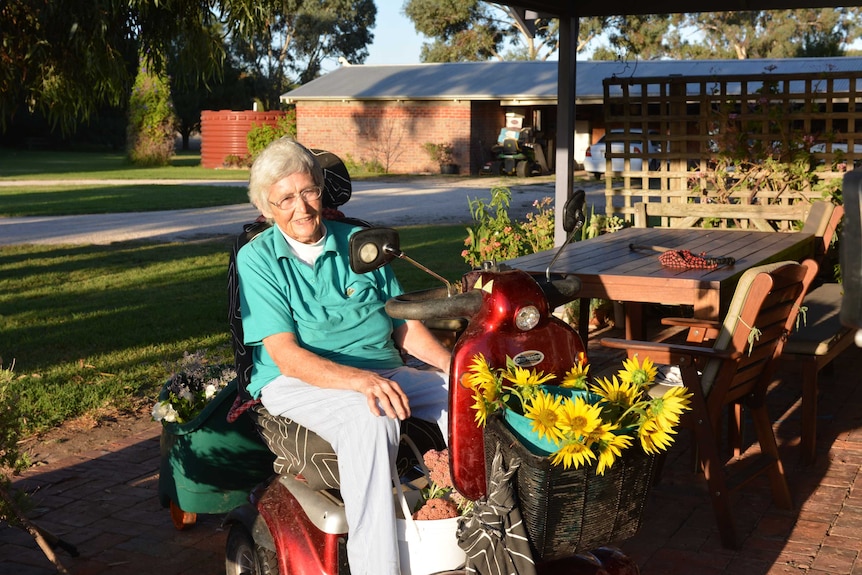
[200,110,285,168]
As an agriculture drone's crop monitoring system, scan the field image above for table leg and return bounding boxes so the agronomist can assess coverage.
[625,302,645,340]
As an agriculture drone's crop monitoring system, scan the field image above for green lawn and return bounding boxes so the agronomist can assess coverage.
[0,225,469,434]
[0,148,249,180]
[0,183,249,216]
[0,147,474,434]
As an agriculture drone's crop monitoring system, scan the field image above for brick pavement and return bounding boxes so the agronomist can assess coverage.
[3,326,862,575]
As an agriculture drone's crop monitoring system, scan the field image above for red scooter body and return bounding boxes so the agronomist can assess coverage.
[449,269,586,500]
[252,477,348,575]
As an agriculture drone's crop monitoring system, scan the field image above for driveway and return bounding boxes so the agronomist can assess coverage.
[0,177,605,245]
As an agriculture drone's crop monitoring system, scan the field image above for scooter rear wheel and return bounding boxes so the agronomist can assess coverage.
[225,523,279,575]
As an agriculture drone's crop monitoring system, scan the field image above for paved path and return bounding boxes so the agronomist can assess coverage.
[5,324,862,575]
[0,177,605,245]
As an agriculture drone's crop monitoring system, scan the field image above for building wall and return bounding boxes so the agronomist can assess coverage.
[470,101,508,173]
[295,100,473,174]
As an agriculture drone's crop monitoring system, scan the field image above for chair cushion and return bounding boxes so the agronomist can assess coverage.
[785,283,852,356]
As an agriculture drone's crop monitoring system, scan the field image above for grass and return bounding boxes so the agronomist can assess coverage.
[0,148,422,182]
[0,147,473,433]
[0,148,250,180]
[0,184,249,216]
[0,225,469,434]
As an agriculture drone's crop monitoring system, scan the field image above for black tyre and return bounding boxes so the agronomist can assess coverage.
[225,523,280,575]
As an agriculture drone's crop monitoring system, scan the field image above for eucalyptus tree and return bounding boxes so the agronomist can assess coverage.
[226,0,375,110]
[589,9,861,60]
[1,0,375,133]
[404,0,566,61]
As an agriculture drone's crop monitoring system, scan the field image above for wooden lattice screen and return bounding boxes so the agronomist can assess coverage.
[600,70,861,227]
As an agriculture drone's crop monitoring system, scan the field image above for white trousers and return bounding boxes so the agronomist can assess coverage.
[260,366,449,575]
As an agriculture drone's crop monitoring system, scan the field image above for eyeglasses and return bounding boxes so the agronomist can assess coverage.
[268,186,323,210]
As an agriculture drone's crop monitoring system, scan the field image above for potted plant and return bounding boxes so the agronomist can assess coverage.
[154,351,274,529]
[423,142,458,174]
[394,447,470,574]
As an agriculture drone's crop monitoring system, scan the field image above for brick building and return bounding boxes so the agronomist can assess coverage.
[281,58,862,176]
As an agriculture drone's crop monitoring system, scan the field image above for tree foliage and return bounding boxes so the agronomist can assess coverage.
[402,3,860,63]
[1,0,375,134]
[590,9,861,60]
[227,0,376,109]
[404,0,558,61]
[0,0,224,134]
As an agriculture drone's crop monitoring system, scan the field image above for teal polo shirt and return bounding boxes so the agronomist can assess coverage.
[237,220,406,398]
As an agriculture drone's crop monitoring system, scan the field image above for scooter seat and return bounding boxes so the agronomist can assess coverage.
[248,403,340,490]
[248,404,445,491]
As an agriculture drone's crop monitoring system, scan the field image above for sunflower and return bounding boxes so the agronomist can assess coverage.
[470,390,493,427]
[504,363,556,388]
[551,438,597,469]
[618,355,659,388]
[560,352,590,390]
[638,417,677,454]
[556,395,603,439]
[464,354,498,391]
[523,390,565,444]
[592,431,633,475]
[590,374,640,409]
[645,386,692,430]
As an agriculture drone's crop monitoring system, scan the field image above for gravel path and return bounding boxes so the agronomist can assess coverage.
[1,176,605,245]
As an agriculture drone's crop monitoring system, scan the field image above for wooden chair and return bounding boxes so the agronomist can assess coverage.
[781,203,855,464]
[601,259,818,548]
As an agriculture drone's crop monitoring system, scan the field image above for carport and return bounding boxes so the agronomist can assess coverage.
[497,0,857,243]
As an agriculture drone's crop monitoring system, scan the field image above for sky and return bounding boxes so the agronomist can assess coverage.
[364,2,425,65]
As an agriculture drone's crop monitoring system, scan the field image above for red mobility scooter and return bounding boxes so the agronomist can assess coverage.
[224,174,648,574]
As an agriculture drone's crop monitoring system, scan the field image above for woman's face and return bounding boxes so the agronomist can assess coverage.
[266,171,323,244]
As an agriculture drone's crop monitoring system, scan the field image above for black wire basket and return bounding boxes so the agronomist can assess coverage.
[483,415,658,561]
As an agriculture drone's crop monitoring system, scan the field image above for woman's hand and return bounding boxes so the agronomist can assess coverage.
[263,331,411,419]
[352,371,411,420]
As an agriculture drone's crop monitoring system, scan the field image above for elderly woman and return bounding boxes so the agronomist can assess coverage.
[236,137,451,575]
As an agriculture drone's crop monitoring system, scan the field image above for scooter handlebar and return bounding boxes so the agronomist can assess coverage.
[385,287,483,320]
[532,274,582,309]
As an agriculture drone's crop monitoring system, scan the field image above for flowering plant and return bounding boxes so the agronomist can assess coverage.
[411,448,472,520]
[465,354,692,475]
[152,351,236,424]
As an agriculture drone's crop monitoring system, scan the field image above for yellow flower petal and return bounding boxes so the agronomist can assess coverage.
[551,438,597,469]
[561,353,591,390]
[557,396,603,438]
[524,390,565,444]
[647,385,693,429]
[590,375,640,409]
[638,418,678,454]
[619,355,659,388]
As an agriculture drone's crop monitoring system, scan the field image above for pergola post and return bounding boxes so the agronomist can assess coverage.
[554,13,578,246]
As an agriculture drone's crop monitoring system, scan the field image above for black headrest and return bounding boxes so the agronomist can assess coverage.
[310,149,352,209]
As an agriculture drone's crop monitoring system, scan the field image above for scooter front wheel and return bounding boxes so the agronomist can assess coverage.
[225,523,279,575]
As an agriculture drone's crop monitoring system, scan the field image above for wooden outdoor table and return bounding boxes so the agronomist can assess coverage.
[506,227,816,340]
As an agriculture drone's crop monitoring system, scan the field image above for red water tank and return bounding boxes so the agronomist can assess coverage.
[200,110,286,169]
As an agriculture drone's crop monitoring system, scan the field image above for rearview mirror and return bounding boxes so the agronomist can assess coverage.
[349,228,401,274]
[562,189,586,234]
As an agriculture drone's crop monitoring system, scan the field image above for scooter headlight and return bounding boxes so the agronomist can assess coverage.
[515,305,541,331]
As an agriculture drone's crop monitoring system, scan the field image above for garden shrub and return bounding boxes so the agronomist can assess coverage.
[246,110,297,162]
[126,59,178,166]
